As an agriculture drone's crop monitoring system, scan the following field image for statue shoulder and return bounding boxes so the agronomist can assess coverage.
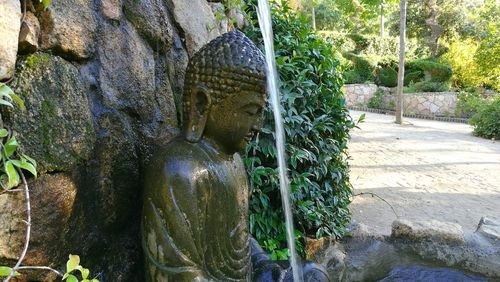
[147,137,213,178]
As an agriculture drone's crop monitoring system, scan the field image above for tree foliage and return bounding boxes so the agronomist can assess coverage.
[244,1,354,258]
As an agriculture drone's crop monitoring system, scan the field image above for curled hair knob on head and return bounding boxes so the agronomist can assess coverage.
[182,30,267,135]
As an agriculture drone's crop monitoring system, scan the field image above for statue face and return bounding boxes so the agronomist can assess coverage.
[204,90,266,154]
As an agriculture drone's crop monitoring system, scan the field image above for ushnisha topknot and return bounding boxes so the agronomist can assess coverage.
[183,30,267,120]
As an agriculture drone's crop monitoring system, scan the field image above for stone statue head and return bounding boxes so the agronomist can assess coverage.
[182,30,267,154]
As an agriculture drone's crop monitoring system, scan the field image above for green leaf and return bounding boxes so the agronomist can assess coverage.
[21,154,37,168]
[9,92,25,111]
[5,161,20,189]
[0,99,14,108]
[0,266,20,277]
[41,0,52,9]
[66,274,78,282]
[91,280,100,282]
[0,129,8,138]
[81,268,90,279]
[0,83,14,99]
[66,254,80,273]
[4,136,18,158]
[12,159,37,177]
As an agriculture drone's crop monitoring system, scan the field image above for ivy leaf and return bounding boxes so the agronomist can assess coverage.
[41,0,52,9]
[81,268,90,279]
[5,161,20,189]
[66,274,78,282]
[8,92,25,111]
[0,266,20,277]
[0,99,14,108]
[4,136,18,158]
[21,154,37,168]
[0,129,8,138]
[66,254,80,273]
[12,159,37,177]
[0,83,13,99]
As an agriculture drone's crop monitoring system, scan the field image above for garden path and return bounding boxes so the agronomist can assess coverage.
[348,111,500,235]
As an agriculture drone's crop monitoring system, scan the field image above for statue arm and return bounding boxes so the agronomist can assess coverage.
[142,159,209,280]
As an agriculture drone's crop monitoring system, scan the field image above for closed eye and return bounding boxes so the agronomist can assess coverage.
[242,104,263,116]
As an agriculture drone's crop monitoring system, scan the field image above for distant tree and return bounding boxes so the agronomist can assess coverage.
[396,0,407,124]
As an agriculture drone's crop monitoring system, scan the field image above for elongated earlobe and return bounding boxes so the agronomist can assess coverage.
[185,84,211,142]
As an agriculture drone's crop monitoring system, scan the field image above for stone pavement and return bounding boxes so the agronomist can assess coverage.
[348,111,500,235]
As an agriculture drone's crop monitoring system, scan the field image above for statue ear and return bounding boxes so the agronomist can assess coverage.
[185,84,211,142]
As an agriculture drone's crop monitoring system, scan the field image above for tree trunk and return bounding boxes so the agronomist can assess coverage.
[396,0,407,125]
[380,1,385,38]
[426,0,442,57]
[312,7,316,30]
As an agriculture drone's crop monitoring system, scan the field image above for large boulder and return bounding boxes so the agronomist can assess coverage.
[0,0,21,80]
[0,174,77,281]
[18,11,41,55]
[5,53,95,173]
[168,0,220,55]
[38,0,97,60]
[391,219,465,245]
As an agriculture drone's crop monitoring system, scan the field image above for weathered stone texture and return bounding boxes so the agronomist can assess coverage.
[18,11,40,55]
[0,174,76,281]
[169,0,220,55]
[310,219,500,281]
[39,0,97,59]
[391,219,465,244]
[101,0,122,20]
[0,0,22,80]
[6,53,95,173]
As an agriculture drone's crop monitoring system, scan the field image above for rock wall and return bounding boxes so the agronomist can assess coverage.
[343,84,458,117]
[0,0,245,281]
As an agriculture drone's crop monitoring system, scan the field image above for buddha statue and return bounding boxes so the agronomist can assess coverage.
[142,30,329,282]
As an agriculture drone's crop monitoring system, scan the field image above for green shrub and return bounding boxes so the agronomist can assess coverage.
[470,97,500,139]
[342,52,376,83]
[376,67,398,87]
[404,81,450,93]
[410,59,452,83]
[367,89,385,109]
[244,1,353,258]
[455,91,483,118]
[404,70,424,86]
[347,33,369,54]
[440,37,484,89]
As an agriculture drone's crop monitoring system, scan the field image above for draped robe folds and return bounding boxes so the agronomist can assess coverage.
[142,138,251,281]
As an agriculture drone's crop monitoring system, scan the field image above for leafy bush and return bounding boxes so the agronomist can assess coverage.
[404,70,424,86]
[404,81,450,93]
[375,66,398,87]
[347,33,369,54]
[440,38,483,89]
[455,91,483,118]
[342,52,376,83]
[475,34,500,91]
[367,89,385,109]
[470,97,500,139]
[409,59,452,83]
[244,1,354,258]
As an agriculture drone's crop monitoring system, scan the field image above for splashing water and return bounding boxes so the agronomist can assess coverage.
[256,1,303,281]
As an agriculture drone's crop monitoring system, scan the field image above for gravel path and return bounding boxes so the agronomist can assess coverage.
[348,111,500,235]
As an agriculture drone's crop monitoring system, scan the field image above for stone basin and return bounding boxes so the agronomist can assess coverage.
[306,217,500,281]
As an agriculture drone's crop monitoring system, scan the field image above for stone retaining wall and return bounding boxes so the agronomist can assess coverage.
[343,84,458,117]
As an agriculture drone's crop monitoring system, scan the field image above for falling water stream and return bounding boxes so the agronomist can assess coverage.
[256,1,303,281]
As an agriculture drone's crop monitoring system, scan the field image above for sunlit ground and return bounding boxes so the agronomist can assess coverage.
[348,110,500,235]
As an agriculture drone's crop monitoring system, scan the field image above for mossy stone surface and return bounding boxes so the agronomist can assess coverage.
[5,53,96,173]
